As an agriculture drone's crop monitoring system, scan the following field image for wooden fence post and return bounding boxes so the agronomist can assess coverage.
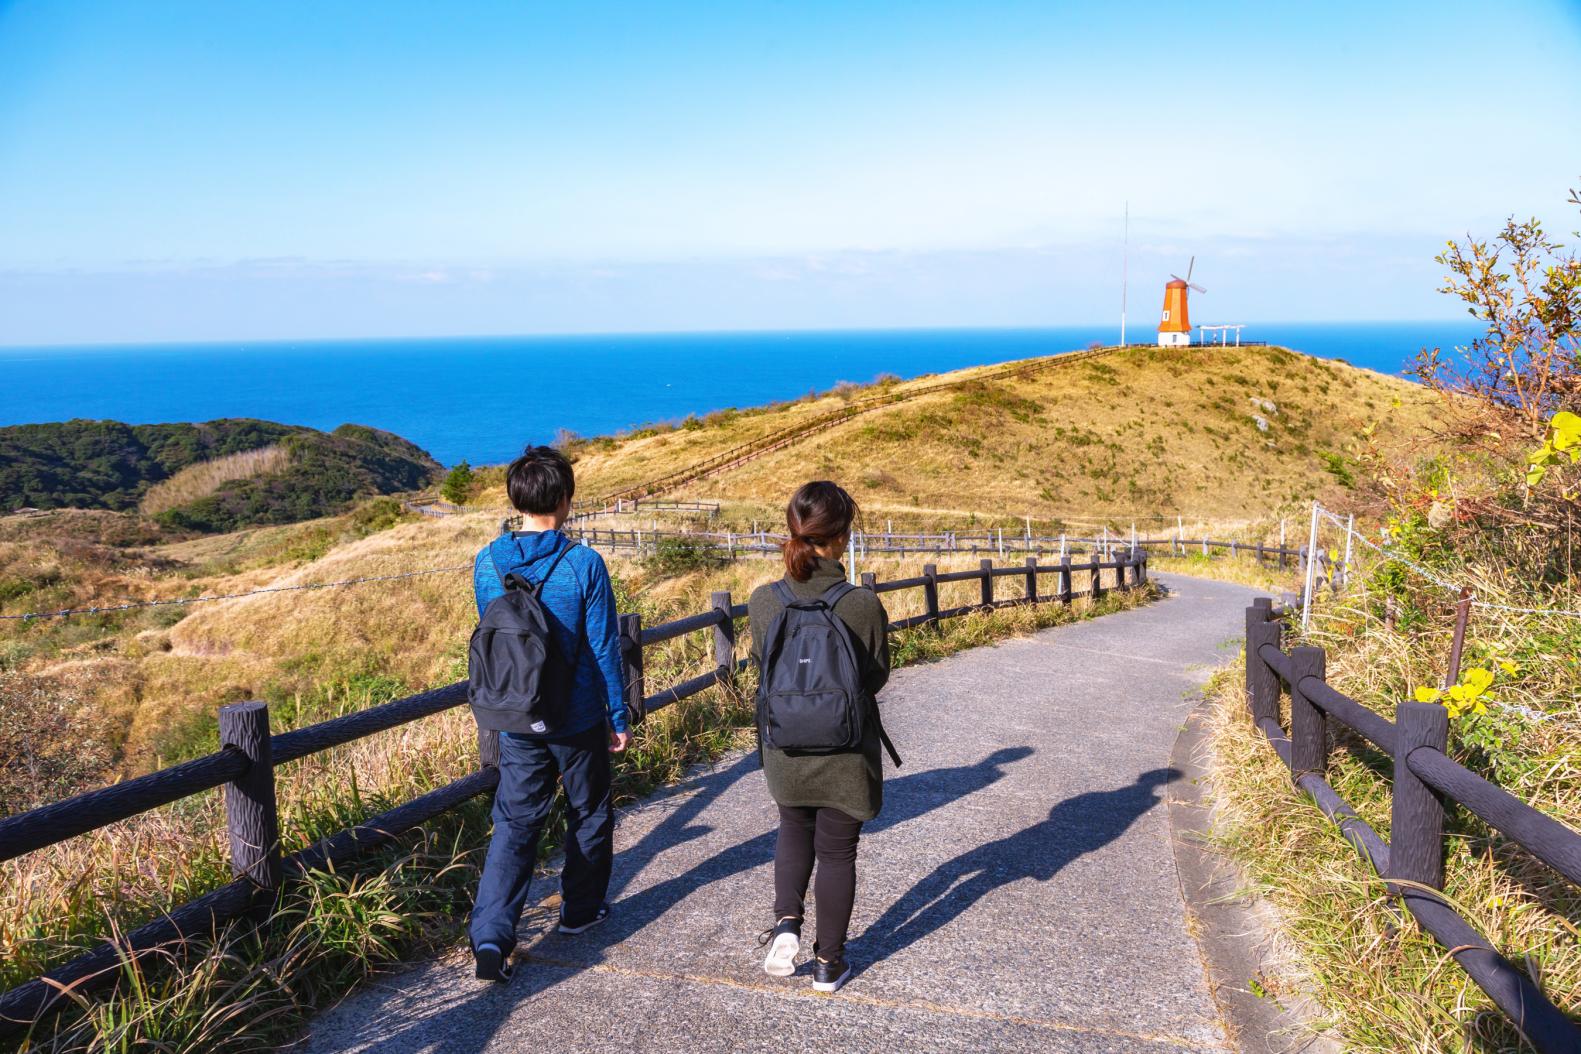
[1091,555,1104,600]
[711,592,735,688]
[923,563,940,626]
[1024,556,1038,604]
[1137,548,1148,585]
[1288,646,1327,777]
[620,612,645,726]
[1390,701,1449,894]
[1060,555,1073,604]
[861,571,877,592]
[1244,602,1280,727]
[219,702,281,891]
[979,559,994,608]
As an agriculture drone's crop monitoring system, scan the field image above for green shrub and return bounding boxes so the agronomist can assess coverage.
[440,461,474,504]
[642,537,722,576]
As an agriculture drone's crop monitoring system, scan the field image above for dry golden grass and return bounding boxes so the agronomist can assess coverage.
[530,345,1440,524]
[139,445,292,516]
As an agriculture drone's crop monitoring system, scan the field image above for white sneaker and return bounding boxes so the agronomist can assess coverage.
[758,919,802,977]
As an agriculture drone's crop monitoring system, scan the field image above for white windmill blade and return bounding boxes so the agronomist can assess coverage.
[1170,274,1186,284]
[1185,256,1196,282]
[1189,282,1206,294]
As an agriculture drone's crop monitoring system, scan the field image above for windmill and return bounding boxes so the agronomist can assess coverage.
[1157,257,1204,348]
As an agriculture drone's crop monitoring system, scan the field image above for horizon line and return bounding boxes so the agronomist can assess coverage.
[0,317,1480,353]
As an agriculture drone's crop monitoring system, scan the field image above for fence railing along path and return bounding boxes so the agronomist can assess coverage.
[537,520,1333,575]
[582,344,1123,509]
[0,550,1149,1035]
[1243,600,1581,1053]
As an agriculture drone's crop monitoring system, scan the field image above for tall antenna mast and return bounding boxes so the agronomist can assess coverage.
[1120,201,1129,347]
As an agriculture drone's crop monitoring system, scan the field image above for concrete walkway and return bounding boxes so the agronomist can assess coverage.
[304,574,1259,1054]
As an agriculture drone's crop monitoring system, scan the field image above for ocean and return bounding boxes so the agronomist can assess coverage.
[0,322,1478,466]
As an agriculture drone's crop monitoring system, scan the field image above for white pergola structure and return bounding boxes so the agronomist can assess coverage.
[1198,324,1246,346]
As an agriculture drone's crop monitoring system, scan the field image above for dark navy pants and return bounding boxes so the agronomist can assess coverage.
[469,724,613,954]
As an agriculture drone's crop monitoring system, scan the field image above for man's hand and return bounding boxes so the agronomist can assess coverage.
[608,730,633,754]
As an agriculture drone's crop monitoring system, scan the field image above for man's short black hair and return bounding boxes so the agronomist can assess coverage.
[506,445,576,514]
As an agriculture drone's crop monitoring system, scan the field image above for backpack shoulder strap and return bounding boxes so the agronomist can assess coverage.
[820,580,857,609]
[534,538,576,589]
[770,579,799,607]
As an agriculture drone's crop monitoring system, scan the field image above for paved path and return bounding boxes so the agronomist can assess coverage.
[304,574,1259,1054]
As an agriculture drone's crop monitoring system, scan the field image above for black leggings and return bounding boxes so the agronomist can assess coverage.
[773,805,863,961]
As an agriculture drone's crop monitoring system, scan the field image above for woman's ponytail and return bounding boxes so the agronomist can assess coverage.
[782,481,858,582]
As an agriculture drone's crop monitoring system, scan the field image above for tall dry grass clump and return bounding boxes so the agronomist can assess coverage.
[139,445,291,516]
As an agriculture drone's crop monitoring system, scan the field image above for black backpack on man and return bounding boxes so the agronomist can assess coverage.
[468,542,580,735]
[756,579,901,766]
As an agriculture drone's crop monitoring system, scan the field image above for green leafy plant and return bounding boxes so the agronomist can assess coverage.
[440,460,475,504]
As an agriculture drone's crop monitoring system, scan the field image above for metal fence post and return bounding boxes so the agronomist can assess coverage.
[711,592,735,688]
[218,702,281,891]
[620,612,645,726]
[979,559,994,608]
[923,563,940,626]
[1024,556,1038,603]
[1390,702,1449,894]
[1289,646,1327,777]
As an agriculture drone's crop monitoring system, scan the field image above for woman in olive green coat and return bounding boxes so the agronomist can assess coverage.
[749,481,890,994]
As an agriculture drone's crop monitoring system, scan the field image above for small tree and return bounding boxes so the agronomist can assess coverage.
[441,460,474,504]
[1413,190,1581,444]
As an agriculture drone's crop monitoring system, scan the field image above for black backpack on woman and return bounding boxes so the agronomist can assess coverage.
[756,580,901,765]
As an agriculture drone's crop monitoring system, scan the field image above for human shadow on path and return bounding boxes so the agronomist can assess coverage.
[347,746,1036,1053]
[850,767,1181,974]
[532,745,1037,959]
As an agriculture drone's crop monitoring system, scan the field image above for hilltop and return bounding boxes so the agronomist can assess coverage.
[0,419,442,532]
[558,344,1440,523]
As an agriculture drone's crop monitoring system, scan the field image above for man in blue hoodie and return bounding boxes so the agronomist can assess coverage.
[469,445,630,984]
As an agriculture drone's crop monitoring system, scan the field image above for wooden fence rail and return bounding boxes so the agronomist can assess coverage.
[518,520,1327,573]
[1244,600,1581,1052]
[0,550,1149,1035]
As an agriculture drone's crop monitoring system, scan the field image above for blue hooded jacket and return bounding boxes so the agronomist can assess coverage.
[473,529,629,737]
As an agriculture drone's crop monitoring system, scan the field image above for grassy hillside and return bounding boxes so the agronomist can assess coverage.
[0,418,442,531]
[555,344,1439,522]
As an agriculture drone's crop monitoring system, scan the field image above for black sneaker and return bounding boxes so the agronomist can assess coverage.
[757,917,802,977]
[812,955,851,993]
[474,942,513,983]
[557,902,610,935]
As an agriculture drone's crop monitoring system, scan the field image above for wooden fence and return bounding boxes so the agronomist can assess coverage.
[536,521,1323,573]
[1244,600,1581,1052]
[401,498,466,520]
[0,550,1149,1036]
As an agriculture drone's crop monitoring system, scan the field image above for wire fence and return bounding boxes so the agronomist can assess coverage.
[1315,504,1581,620]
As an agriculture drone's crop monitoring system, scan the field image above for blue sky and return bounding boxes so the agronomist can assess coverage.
[2,0,1579,345]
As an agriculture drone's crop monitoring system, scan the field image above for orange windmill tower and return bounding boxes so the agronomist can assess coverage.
[1157,257,1205,348]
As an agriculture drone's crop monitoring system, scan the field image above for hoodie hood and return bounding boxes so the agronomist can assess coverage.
[489,528,570,576]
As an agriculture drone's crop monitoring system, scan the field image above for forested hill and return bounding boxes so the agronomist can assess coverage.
[0,419,441,531]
